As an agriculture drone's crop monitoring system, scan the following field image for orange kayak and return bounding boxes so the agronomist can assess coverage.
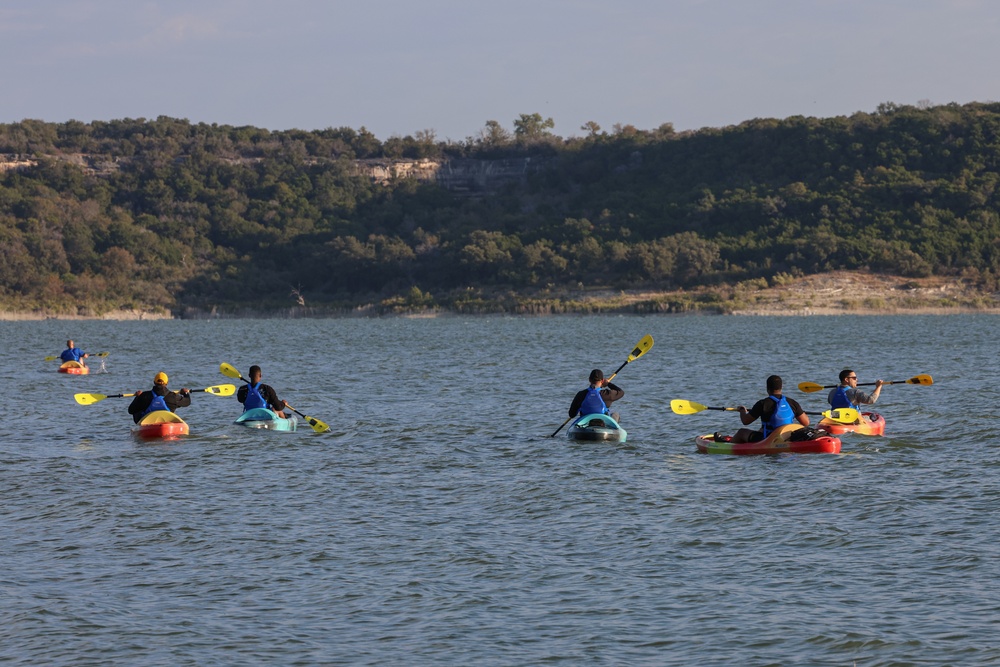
[696,424,841,455]
[132,411,189,439]
[58,361,89,375]
[819,412,885,436]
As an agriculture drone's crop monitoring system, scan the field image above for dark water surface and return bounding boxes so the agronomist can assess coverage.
[2,315,999,666]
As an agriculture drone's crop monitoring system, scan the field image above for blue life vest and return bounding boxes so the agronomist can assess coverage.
[762,394,795,436]
[141,391,170,418]
[578,386,609,416]
[61,348,83,362]
[243,382,267,411]
[830,385,858,410]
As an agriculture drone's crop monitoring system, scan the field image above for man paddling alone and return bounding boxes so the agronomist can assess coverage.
[59,339,89,366]
[128,372,191,424]
[568,369,624,423]
[237,365,288,418]
[728,375,809,443]
[828,369,885,414]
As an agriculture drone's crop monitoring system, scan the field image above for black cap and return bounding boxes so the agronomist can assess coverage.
[589,369,604,383]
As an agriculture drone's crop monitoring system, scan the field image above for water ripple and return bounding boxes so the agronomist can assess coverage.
[2,315,999,665]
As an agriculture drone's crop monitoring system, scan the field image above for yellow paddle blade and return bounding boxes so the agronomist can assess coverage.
[607,335,655,381]
[44,355,59,361]
[670,399,706,415]
[627,335,654,362]
[203,384,237,396]
[798,381,825,393]
[822,407,860,424]
[219,362,246,381]
[74,392,135,405]
[304,417,330,434]
[287,404,330,433]
[906,374,933,386]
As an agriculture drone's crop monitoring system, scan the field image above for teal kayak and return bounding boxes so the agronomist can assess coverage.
[234,408,298,432]
[567,413,627,443]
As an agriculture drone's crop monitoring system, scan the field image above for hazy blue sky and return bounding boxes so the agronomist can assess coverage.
[2,1,998,141]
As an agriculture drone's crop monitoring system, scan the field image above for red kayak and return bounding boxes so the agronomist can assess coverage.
[819,412,885,436]
[58,361,89,375]
[696,424,841,455]
[132,410,189,439]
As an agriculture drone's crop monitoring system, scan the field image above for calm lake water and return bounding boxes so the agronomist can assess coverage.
[2,314,999,666]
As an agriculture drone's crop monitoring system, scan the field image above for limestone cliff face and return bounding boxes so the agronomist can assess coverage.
[353,157,547,193]
[0,154,35,173]
[1,153,546,193]
[0,153,120,175]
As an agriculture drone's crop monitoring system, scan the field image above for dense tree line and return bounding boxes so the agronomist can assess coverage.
[1,101,999,314]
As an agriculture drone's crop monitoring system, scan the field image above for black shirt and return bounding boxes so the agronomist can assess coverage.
[568,383,624,417]
[127,386,192,423]
[237,383,285,412]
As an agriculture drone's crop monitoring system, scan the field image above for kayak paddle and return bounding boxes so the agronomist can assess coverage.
[285,404,330,433]
[797,373,933,393]
[219,362,330,433]
[669,399,860,424]
[550,334,654,438]
[75,384,236,405]
[46,351,110,362]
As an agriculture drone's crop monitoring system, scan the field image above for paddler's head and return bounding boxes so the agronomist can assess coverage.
[589,369,604,387]
[766,374,782,395]
[154,372,169,387]
[249,365,262,382]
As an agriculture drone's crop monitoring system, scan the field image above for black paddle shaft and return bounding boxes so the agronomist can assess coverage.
[607,362,627,380]
[817,378,912,390]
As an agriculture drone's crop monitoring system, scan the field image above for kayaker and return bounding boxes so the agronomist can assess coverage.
[237,365,289,418]
[828,369,885,412]
[568,369,624,423]
[727,375,809,443]
[59,339,89,365]
[127,372,192,424]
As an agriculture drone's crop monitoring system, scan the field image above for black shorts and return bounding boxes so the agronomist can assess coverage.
[746,430,765,442]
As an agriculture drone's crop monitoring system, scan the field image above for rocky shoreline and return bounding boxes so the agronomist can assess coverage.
[3,272,998,320]
[0,309,172,321]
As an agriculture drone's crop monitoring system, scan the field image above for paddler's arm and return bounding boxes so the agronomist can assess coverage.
[789,397,810,426]
[568,390,586,417]
[168,389,192,410]
[738,400,762,426]
[600,382,624,405]
[264,385,287,412]
[849,381,883,405]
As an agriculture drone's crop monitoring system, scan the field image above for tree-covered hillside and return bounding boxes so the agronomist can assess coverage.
[1,103,999,316]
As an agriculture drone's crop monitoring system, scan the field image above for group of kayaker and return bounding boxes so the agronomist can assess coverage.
[64,335,889,442]
[56,340,289,424]
[124,365,289,424]
[715,369,884,443]
[569,365,885,444]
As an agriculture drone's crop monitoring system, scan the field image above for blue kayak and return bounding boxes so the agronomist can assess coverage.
[234,408,298,432]
[567,413,627,442]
